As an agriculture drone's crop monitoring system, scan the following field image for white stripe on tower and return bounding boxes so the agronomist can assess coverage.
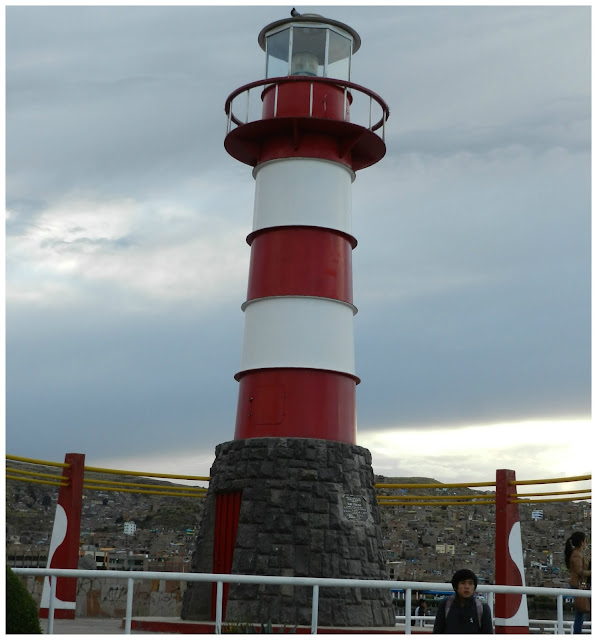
[239,296,356,376]
[237,156,357,381]
[252,158,354,237]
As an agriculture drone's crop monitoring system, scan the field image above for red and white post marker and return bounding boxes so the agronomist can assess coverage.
[224,13,389,444]
[39,453,85,620]
[494,469,530,633]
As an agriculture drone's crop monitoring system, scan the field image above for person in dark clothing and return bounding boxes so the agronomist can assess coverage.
[433,569,493,634]
[413,598,428,627]
[565,531,591,634]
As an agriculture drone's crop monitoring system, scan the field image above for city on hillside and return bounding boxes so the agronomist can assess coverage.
[6,462,591,590]
[375,476,591,588]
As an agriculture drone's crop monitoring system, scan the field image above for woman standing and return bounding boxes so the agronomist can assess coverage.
[565,531,591,634]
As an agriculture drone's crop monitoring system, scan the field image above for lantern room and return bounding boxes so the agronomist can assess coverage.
[258,13,361,80]
[224,12,388,171]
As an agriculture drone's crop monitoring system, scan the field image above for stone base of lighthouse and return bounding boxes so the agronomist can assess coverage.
[181,438,394,627]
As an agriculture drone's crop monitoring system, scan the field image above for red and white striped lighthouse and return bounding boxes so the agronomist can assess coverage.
[224,12,389,444]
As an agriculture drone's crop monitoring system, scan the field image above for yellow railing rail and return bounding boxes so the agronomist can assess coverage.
[7,454,590,505]
[375,474,590,507]
[5,475,68,488]
[510,496,591,504]
[510,489,591,498]
[80,477,207,492]
[82,483,206,498]
[510,474,591,486]
[378,500,496,507]
[6,454,69,468]
[83,464,210,482]
[6,466,67,482]
[375,481,496,489]
[6,454,209,497]
[377,493,494,501]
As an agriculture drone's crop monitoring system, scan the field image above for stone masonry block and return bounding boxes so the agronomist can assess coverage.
[183,438,393,628]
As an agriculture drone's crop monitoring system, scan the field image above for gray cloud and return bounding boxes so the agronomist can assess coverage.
[5,6,590,474]
[6,302,243,459]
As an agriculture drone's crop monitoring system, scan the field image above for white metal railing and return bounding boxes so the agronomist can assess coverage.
[224,76,390,143]
[395,616,592,634]
[13,568,591,635]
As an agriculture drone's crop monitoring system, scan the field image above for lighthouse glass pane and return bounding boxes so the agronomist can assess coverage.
[266,28,290,78]
[327,31,351,80]
[291,27,326,77]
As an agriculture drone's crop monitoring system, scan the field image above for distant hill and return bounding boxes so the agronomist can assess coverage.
[6,459,205,545]
[6,459,590,591]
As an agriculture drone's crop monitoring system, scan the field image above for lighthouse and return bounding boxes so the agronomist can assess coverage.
[183,12,393,628]
[227,13,388,445]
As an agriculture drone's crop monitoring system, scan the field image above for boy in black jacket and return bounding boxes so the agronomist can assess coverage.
[433,569,493,634]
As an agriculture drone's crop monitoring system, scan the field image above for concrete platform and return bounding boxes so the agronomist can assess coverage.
[39,617,163,634]
[40,616,433,634]
[131,617,409,634]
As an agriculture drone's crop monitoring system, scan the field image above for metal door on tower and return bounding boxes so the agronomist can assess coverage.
[211,491,242,620]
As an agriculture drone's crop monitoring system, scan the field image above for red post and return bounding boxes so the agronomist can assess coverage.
[494,469,529,633]
[39,453,85,620]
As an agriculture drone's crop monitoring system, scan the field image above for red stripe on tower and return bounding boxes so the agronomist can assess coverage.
[246,228,354,304]
[224,13,389,444]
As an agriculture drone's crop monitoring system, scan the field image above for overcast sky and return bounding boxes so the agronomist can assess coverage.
[5,5,592,488]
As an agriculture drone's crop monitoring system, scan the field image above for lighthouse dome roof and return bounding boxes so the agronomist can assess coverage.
[258,14,361,54]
